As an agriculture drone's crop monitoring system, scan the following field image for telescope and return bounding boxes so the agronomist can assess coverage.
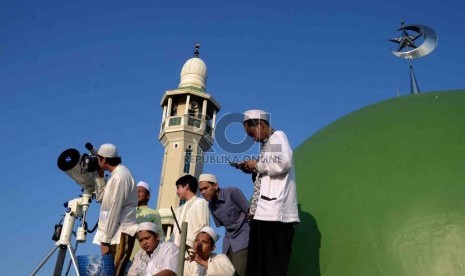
[31,143,100,276]
[57,143,100,191]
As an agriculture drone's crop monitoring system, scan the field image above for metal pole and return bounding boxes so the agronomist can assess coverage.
[409,60,420,94]
[177,222,188,276]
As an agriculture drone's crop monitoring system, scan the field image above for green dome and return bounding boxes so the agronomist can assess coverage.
[289,90,465,275]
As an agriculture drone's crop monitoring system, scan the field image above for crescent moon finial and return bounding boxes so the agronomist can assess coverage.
[389,20,438,94]
[389,21,438,59]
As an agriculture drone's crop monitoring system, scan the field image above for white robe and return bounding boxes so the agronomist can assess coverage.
[127,241,179,276]
[93,164,138,245]
[172,195,209,248]
[183,253,235,276]
[254,130,300,223]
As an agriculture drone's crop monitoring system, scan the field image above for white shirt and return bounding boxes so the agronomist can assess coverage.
[93,164,138,244]
[183,253,235,276]
[127,241,179,276]
[254,131,300,223]
[172,195,209,248]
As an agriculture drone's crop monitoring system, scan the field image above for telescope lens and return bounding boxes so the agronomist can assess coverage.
[57,148,81,171]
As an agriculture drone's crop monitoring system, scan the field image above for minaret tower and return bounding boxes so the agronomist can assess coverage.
[156,45,221,235]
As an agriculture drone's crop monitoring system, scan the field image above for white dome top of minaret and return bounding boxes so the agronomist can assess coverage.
[179,44,207,91]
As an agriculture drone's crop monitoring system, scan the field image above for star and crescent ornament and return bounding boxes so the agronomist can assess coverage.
[390,19,438,60]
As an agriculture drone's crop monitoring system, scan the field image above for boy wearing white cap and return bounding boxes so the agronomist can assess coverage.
[241,110,300,276]
[130,181,162,261]
[198,173,249,276]
[184,226,235,276]
[92,143,138,276]
[135,181,162,226]
[127,222,179,276]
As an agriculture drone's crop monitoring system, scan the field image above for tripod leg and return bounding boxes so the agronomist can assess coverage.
[29,244,59,276]
[65,240,80,275]
[53,246,67,276]
[67,244,81,276]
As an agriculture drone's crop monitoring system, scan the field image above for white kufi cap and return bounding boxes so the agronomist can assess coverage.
[137,181,150,192]
[137,222,164,238]
[98,143,119,158]
[200,226,220,242]
[199,173,217,183]
[243,109,270,123]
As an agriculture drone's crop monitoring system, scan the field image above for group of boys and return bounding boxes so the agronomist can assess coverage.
[127,221,233,276]
[92,109,300,276]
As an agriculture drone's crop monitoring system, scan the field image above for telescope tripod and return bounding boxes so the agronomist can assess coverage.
[30,192,92,276]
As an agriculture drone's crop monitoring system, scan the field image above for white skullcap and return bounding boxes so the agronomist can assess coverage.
[243,109,270,123]
[137,222,163,237]
[98,143,119,158]
[137,181,150,192]
[199,173,217,183]
[200,226,220,242]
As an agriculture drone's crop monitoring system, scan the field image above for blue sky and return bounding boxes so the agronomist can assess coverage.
[1,1,463,274]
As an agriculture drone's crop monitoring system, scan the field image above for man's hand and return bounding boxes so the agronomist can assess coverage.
[98,167,105,178]
[240,159,258,174]
[100,243,111,255]
[187,248,196,262]
[189,243,208,268]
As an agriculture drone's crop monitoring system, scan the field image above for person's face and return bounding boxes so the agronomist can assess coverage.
[244,121,266,142]
[198,181,218,201]
[193,232,215,260]
[97,155,106,170]
[137,230,159,255]
[137,187,150,206]
[176,184,190,200]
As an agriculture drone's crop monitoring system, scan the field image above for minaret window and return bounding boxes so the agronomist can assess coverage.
[169,117,181,126]
[183,149,192,174]
[205,124,212,136]
[187,117,201,128]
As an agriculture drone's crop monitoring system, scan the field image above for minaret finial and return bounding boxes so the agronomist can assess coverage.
[194,43,200,57]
